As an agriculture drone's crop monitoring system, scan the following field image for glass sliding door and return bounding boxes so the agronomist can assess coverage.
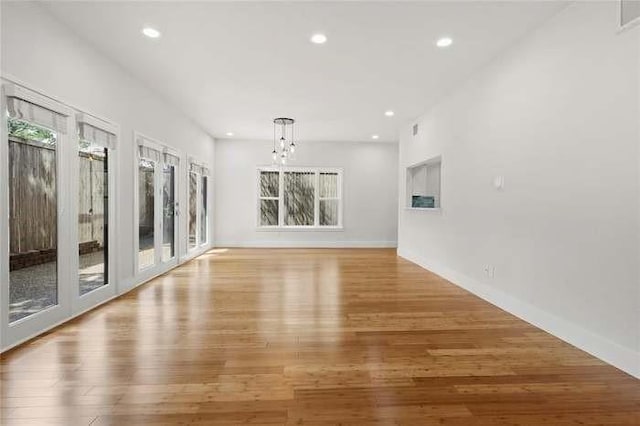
[78,142,108,296]
[7,117,59,323]
[188,171,198,250]
[138,158,156,269]
[162,164,176,262]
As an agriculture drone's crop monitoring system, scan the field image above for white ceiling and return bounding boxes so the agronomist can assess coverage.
[41,1,565,143]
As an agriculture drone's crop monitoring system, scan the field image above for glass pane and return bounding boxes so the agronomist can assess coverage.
[260,171,279,197]
[260,199,278,226]
[320,199,339,226]
[78,141,108,296]
[138,159,155,269]
[188,172,197,249]
[162,164,175,262]
[319,172,338,198]
[199,176,207,245]
[283,171,315,226]
[8,117,58,322]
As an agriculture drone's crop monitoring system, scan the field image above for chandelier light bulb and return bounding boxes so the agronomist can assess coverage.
[272,118,296,164]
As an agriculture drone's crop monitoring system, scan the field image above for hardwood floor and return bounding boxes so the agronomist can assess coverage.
[1,248,639,425]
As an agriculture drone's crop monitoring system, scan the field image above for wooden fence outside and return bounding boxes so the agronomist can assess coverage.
[8,136,106,254]
[78,150,106,247]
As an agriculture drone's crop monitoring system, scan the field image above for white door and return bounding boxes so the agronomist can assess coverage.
[135,135,180,280]
[1,86,74,349]
[73,139,117,314]
[161,162,179,267]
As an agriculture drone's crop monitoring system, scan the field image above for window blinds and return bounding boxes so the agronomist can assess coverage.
[78,115,117,150]
[137,137,162,162]
[7,97,68,134]
[189,161,209,176]
[164,151,180,166]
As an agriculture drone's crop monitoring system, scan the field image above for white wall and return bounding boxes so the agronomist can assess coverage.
[215,139,398,247]
[1,2,215,286]
[398,2,640,377]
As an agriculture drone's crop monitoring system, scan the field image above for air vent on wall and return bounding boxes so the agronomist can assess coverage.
[412,124,419,136]
[620,0,640,29]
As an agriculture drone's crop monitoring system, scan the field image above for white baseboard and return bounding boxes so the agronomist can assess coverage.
[215,240,397,248]
[397,247,640,379]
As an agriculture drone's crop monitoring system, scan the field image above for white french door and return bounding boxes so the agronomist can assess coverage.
[161,161,179,267]
[1,84,74,349]
[72,117,118,314]
[187,162,210,253]
[135,135,180,279]
[1,82,120,351]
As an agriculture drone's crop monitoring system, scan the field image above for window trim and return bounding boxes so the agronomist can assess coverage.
[256,166,343,230]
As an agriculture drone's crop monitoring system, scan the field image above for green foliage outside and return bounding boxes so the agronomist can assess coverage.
[7,117,57,145]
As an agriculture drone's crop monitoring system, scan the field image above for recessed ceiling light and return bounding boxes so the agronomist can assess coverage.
[310,33,327,44]
[384,110,395,117]
[225,132,234,137]
[142,27,161,39]
[436,37,453,48]
[371,135,380,140]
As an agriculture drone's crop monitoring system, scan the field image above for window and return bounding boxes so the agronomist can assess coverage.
[406,156,441,209]
[7,117,59,322]
[259,171,279,226]
[258,168,342,228]
[283,171,315,226]
[319,172,340,226]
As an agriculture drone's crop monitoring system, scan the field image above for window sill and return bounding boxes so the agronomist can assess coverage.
[405,207,441,212]
[256,226,344,232]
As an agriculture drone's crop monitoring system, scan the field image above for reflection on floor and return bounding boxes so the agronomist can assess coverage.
[2,248,639,425]
[139,246,175,269]
[10,251,106,322]
[10,240,178,323]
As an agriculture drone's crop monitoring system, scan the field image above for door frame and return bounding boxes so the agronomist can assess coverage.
[72,117,120,315]
[0,83,76,349]
[161,156,180,268]
[133,132,181,282]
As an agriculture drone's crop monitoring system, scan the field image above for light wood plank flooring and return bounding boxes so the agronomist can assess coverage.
[1,248,639,425]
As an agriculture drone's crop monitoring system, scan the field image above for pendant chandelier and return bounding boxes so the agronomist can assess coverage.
[272,117,296,165]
